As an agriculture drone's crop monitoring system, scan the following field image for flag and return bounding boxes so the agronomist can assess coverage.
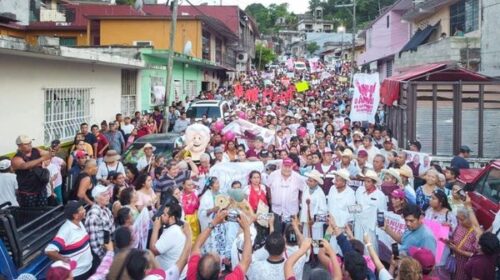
[349,73,380,123]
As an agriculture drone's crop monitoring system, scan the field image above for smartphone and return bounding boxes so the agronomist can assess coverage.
[391,243,399,259]
[377,211,385,227]
[103,230,110,244]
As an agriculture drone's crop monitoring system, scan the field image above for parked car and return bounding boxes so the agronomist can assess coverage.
[122,133,182,165]
[458,160,500,229]
[186,100,230,122]
[294,61,307,72]
[0,203,66,279]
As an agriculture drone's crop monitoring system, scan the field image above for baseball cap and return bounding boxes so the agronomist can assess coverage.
[391,189,405,199]
[357,150,368,158]
[143,268,167,280]
[0,159,11,171]
[460,145,472,153]
[91,184,111,199]
[15,135,33,145]
[64,200,84,220]
[46,260,77,280]
[75,150,88,159]
[282,158,294,167]
[409,247,435,270]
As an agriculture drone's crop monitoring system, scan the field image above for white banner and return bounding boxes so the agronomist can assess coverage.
[308,57,320,73]
[349,73,380,123]
[222,119,276,145]
[403,150,432,175]
[209,162,265,194]
[376,211,406,248]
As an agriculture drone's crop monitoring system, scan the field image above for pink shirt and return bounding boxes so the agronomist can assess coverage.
[267,170,305,216]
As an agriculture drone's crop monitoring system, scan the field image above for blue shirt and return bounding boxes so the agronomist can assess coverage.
[450,156,470,169]
[400,224,436,254]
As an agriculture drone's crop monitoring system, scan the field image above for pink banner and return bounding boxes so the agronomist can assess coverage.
[424,219,450,263]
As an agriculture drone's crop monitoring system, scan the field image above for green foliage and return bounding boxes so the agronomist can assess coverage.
[116,0,135,5]
[307,42,320,55]
[245,3,295,35]
[253,44,277,69]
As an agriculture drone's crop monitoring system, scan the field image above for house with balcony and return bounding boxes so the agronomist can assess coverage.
[394,0,482,72]
[480,0,500,78]
[297,7,335,33]
[356,0,413,81]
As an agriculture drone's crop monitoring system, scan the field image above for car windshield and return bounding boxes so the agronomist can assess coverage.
[122,142,175,164]
[186,106,221,119]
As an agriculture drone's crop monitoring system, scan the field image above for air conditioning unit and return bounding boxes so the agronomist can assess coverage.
[38,36,60,46]
[133,41,153,47]
[236,53,248,63]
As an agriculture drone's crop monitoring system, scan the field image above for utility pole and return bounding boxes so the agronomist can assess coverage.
[164,0,179,131]
[335,0,357,85]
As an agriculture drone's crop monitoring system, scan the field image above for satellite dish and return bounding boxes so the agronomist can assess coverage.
[183,41,193,56]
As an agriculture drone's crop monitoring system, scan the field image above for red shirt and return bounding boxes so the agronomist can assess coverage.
[136,127,150,138]
[96,133,109,157]
[187,254,244,280]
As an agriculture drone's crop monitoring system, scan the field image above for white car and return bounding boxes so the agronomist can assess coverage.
[294,61,307,72]
[186,100,231,122]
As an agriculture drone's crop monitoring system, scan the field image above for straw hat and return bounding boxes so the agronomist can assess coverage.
[383,168,402,184]
[142,143,156,152]
[305,170,324,185]
[104,150,121,163]
[362,170,381,185]
[340,149,353,159]
[399,165,413,179]
[331,169,351,182]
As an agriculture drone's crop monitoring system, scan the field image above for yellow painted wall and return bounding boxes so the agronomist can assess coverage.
[25,31,87,45]
[0,26,26,39]
[413,6,450,42]
[99,19,202,58]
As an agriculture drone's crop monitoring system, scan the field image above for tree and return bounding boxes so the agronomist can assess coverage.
[253,44,277,70]
[307,42,320,55]
[309,0,323,12]
[116,0,135,5]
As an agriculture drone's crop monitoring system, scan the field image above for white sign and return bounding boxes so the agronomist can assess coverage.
[376,211,406,248]
[403,150,432,174]
[222,119,276,145]
[209,162,264,194]
[349,73,380,123]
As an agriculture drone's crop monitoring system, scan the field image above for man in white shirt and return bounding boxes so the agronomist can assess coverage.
[268,158,305,233]
[121,117,135,136]
[150,202,186,271]
[0,158,18,207]
[136,143,156,172]
[354,170,387,251]
[300,170,327,237]
[327,169,356,228]
[247,232,286,280]
[359,135,380,165]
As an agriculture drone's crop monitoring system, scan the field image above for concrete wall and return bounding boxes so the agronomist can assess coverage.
[395,36,480,70]
[481,0,500,77]
[99,19,202,58]
[0,53,122,154]
[0,0,30,25]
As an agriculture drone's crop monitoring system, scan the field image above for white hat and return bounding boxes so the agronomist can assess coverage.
[383,168,402,184]
[305,169,324,185]
[0,159,11,171]
[331,169,351,182]
[15,135,33,145]
[142,143,156,152]
[362,170,382,185]
[399,165,413,179]
[91,184,111,199]
[340,149,353,158]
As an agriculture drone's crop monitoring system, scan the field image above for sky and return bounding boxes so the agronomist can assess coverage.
[157,0,309,14]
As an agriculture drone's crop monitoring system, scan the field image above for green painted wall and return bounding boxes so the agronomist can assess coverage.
[139,62,201,111]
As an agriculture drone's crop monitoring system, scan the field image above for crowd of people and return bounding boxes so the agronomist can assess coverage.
[0,62,498,280]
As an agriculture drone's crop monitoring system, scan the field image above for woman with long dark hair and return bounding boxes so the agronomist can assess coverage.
[244,171,268,212]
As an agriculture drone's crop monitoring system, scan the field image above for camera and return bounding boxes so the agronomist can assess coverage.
[226,209,240,222]
[314,214,328,223]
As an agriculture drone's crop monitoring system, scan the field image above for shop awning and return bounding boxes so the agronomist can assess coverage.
[399,23,439,57]
[380,63,491,106]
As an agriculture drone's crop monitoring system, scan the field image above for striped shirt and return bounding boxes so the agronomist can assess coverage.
[45,220,93,277]
[155,170,191,203]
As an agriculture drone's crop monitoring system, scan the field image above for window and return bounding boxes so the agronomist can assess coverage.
[478,168,500,203]
[215,37,222,64]
[121,70,137,117]
[44,88,91,144]
[133,41,153,47]
[59,37,76,46]
[386,60,393,77]
[450,0,479,34]
[386,15,390,28]
[202,30,211,60]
